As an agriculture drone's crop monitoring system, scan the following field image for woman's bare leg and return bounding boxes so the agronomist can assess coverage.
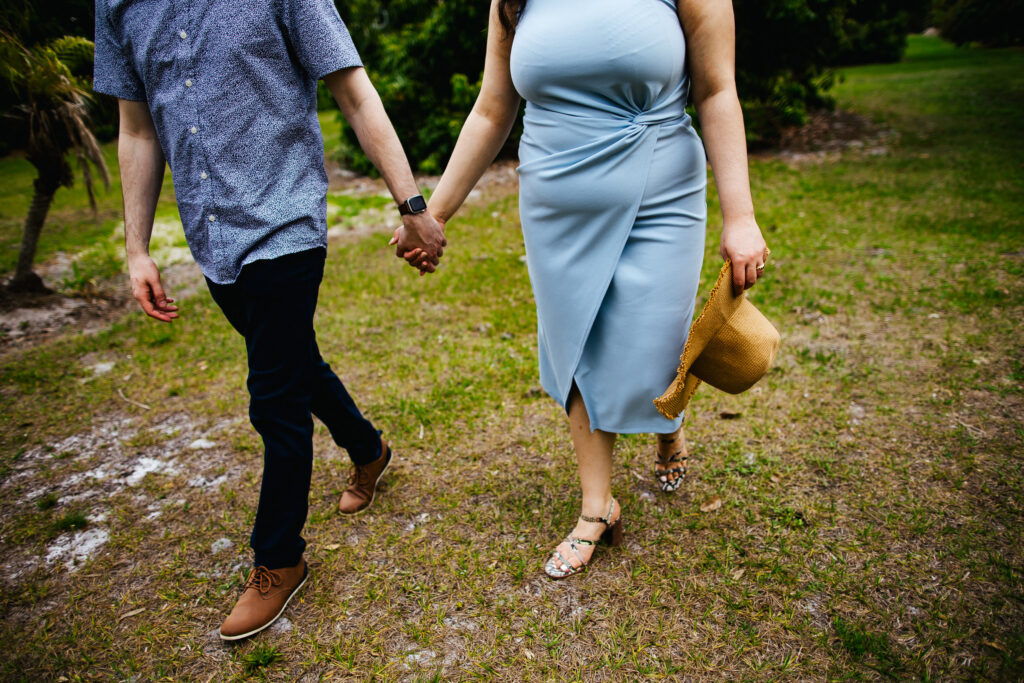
[548,386,618,573]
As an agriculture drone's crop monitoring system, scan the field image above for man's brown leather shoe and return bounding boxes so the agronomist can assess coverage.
[338,439,392,515]
[219,558,308,641]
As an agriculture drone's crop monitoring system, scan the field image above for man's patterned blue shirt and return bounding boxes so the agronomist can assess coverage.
[94,0,362,283]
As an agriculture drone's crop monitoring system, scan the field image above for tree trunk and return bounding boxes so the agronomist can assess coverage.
[9,178,57,293]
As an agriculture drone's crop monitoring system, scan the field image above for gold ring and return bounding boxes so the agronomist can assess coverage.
[756,263,766,272]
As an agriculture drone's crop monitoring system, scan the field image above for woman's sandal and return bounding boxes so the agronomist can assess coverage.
[655,434,688,493]
[544,498,624,579]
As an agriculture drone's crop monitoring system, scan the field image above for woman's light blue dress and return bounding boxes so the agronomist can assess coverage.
[510,0,707,433]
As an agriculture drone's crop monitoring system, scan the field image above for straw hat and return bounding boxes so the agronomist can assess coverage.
[654,260,781,419]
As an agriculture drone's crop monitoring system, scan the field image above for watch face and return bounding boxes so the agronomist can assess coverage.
[407,195,427,213]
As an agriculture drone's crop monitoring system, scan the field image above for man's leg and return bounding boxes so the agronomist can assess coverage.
[310,347,381,466]
[207,248,325,639]
[315,347,394,514]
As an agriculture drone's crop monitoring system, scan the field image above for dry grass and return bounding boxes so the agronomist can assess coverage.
[0,36,1022,681]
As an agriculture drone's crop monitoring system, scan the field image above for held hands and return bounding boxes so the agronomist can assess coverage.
[389,212,447,276]
[128,254,178,322]
[720,216,770,297]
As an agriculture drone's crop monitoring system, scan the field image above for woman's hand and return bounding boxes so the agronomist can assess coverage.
[720,216,769,296]
[391,215,447,276]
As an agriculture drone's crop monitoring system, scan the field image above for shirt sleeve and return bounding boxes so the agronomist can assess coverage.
[282,0,363,80]
[92,0,146,100]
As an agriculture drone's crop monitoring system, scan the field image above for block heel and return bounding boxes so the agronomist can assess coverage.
[601,518,624,547]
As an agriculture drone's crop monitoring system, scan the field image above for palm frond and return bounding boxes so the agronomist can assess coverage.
[48,36,95,81]
[1,31,109,197]
[77,149,97,212]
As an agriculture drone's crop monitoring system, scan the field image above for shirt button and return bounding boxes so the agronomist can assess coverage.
[200,171,208,180]
[185,79,193,87]
[208,214,216,222]
[179,30,187,39]
[190,126,197,134]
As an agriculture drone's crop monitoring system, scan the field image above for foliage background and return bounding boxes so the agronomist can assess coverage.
[3,0,1019,169]
[0,0,98,156]
[333,0,937,170]
[932,0,1024,46]
[333,0,491,174]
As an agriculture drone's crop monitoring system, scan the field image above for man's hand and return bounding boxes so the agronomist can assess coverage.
[128,254,178,322]
[389,212,447,275]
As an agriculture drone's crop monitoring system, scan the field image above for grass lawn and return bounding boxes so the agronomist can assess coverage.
[0,35,1022,680]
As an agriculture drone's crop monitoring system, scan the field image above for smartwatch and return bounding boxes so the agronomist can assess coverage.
[398,194,428,216]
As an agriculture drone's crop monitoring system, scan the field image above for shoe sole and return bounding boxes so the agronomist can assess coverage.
[218,568,309,642]
[545,563,587,580]
[338,447,393,516]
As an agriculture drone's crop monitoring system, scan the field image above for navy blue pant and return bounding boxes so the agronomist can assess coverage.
[206,247,381,569]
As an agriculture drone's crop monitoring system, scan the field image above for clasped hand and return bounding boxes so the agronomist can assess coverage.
[389,212,447,275]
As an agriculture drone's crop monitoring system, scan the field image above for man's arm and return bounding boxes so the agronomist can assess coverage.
[323,67,447,273]
[119,99,178,321]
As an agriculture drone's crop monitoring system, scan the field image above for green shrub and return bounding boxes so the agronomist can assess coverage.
[333,0,918,165]
[0,1,112,151]
[832,1,926,65]
[732,0,847,145]
[241,644,283,674]
[47,35,93,80]
[36,492,59,510]
[335,0,489,175]
[934,0,1024,46]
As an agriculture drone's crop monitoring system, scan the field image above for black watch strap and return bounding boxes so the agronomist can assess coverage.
[398,194,427,216]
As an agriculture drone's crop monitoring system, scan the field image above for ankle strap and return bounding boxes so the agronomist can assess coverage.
[579,498,616,525]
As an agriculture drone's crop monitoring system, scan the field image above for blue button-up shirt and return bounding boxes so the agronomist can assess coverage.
[94,0,362,284]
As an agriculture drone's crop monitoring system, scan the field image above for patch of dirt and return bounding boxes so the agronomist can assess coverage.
[0,412,245,583]
[0,260,205,355]
[0,288,130,348]
[758,108,899,164]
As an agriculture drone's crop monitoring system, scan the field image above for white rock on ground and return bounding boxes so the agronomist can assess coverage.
[188,474,228,489]
[404,650,437,668]
[125,457,179,486]
[88,361,116,376]
[270,617,293,633]
[211,537,233,554]
[45,527,110,572]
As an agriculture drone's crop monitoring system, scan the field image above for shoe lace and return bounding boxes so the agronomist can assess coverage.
[244,566,282,594]
[347,464,373,487]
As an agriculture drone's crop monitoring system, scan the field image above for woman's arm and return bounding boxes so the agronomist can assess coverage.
[428,0,521,225]
[679,0,768,295]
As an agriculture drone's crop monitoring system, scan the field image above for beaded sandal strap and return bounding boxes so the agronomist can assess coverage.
[579,499,617,526]
[657,448,687,465]
[552,539,590,570]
